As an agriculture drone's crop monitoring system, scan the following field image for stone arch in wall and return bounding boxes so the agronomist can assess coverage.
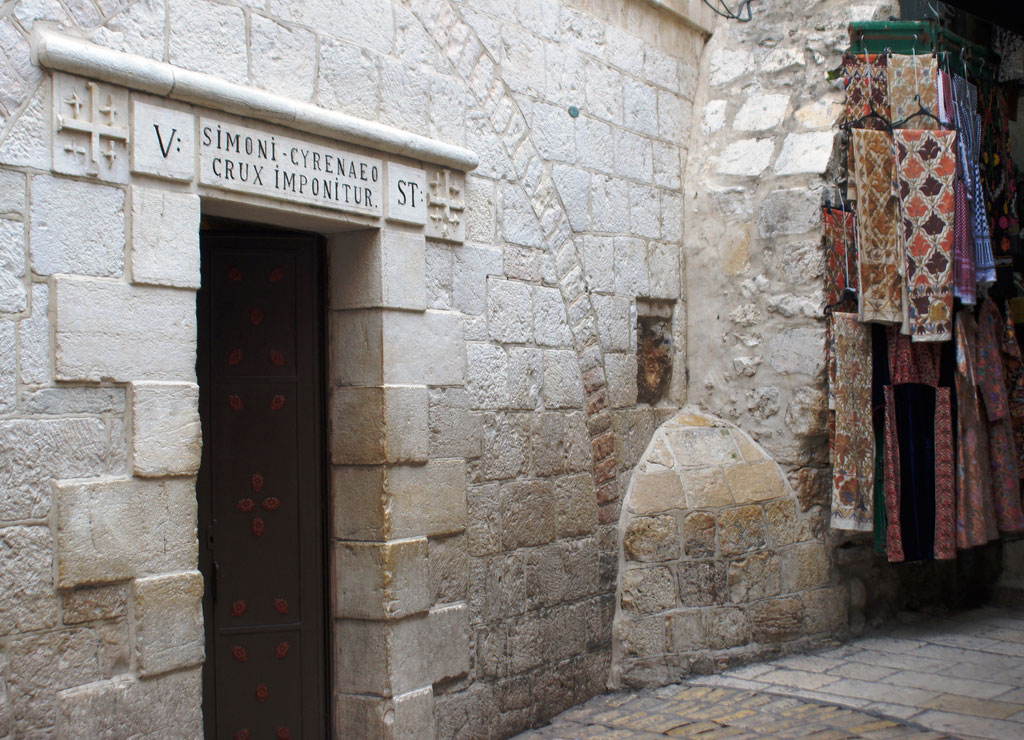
[609,409,848,689]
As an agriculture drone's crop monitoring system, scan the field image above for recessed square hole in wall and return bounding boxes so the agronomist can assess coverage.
[636,299,673,406]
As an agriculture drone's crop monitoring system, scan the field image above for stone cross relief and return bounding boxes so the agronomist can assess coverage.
[53,73,130,182]
[427,168,466,242]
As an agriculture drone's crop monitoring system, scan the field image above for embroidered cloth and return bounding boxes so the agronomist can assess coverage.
[953,180,976,304]
[1001,303,1024,476]
[979,83,1020,264]
[954,311,999,549]
[831,313,875,532]
[977,300,1024,534]
[951,74,995,286]
[843,53,890,128]
[888,55,939,129]
[852,129,902,324]
[823,206,858,307]
[893,129,957,342]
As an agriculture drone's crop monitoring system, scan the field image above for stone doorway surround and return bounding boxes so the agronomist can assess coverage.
[30,29,478,738]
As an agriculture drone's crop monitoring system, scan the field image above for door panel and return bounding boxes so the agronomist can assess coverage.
[198,233,327,740]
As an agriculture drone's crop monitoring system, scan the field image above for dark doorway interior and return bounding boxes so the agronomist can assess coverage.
[197,222,329,740]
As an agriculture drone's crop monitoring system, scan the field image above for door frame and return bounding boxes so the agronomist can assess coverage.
[196,223,332,739]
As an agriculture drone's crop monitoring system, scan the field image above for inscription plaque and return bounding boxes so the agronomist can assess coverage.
[199,117,383,217]
[132,100,195,181]
[386,162,427,225]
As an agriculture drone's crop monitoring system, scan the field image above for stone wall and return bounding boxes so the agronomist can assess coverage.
[610,410,844,688]
[0,1,709,738]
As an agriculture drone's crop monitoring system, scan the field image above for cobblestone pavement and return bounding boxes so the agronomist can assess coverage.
[514,607,1024,740]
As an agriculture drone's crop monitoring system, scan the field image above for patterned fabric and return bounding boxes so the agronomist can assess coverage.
[887,327,940,387]
[883,385,904,562]
[995,27,1024,84]
[888,55,939,129]
[823,206,858,307]
[951,74,996,286]
[1001,303,1024,475]
[953,180,976,304]
[954,311,999,549]
[979,83,1020,264]
[977,300,1024,534]
[937,70,953,127]
[843,53,890,128]
[893,129,957,342]
[831,313,875,532]
[852,129,902,324]
[934,387,955,560]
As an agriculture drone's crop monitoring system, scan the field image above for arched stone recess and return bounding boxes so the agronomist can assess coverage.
[609,409,847,689]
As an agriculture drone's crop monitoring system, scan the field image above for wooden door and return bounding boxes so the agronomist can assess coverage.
[197,231,328,740]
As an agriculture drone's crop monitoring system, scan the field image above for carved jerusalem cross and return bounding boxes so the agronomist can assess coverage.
[428,168,466,239]
[57,81,129,174]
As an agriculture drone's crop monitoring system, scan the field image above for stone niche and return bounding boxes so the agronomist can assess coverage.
[609,410,847,688]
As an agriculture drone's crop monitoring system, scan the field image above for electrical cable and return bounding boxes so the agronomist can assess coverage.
[701,0,754,22]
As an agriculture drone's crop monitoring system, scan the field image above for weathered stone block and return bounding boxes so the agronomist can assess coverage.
[764,498,812,548]
[718,505,766,556]
[134,570,204,676]
[30,175,124,277]
[335,686,435,740]
[779,542,830,592]
[555,472,596,538]
[57,669,201,740]
[482,412,531,480]
[677,560,726,607]
[61,583,129,625]
[683,511,716,558]
[725,461,784,504]
[748,597,803,643]
[728,550,781,602]
[21,387,125,416]
[734,93,789,131]
[428,387,482,459]
[0,219,26,314]
[667,427,742,467]
[669,610,708,651]
[767,326,825,377]
[620,566,676,615]
[331,309,383,386]
[0,321,13,413]
[486,277,532,343]
[615,616,667,658]
[508,347,543,410]
[453,244,503,315]
[330,386,385,464]
[0,526,58,636]
[802,586,848,635]
[624,515,680,562]
[627,468,685,515]
[500,479,555,549]
[758,188,820,238]
[384,385,429,463]
[383,310,464,385]
[131,381,201,477]
[56,477,197,587]
[130,187,200,288]
[679,467,734,509]
[332,465,386,541]
[54,277,196,382]
[389,460,467,538]
[336,538,430,619]
[774,131,835,176]
[525,543,567,610]
[0,418,107,521]
[250,13,316,99]
[715,138,773,177]
[542,349,584,409]
[791,467,830,512]
[168,0,247,83]
[466,342,510,409]
[429,535,467,605]
[703,607,751,649]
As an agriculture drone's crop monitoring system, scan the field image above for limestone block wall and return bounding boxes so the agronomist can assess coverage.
[610,410,845,688]
[0,1,709,738]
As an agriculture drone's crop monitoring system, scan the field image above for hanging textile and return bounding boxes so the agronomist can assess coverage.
[842,53,890,128]
[994,27,1024,84]
[953,180,977,304]
[823,206,859,306]
[831,312,875,532]
[888,54,939,128]
[954,311,1000,549]
[951,74,996,286]
[979,83,1020,264]
[893,129,957,342]
[852,129,902,324]
[1000,303,1024,475]
[977,300,1024,534]
[881,330,955,562]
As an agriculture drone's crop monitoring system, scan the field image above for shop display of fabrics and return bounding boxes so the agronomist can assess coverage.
[829,50,1024,561]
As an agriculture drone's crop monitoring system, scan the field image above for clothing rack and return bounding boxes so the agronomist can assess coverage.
[848,20,998,80]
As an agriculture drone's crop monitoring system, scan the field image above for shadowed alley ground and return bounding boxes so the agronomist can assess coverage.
[513,606,1024,740]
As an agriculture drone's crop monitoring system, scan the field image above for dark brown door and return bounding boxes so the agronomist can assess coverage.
[197,231,328,740]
